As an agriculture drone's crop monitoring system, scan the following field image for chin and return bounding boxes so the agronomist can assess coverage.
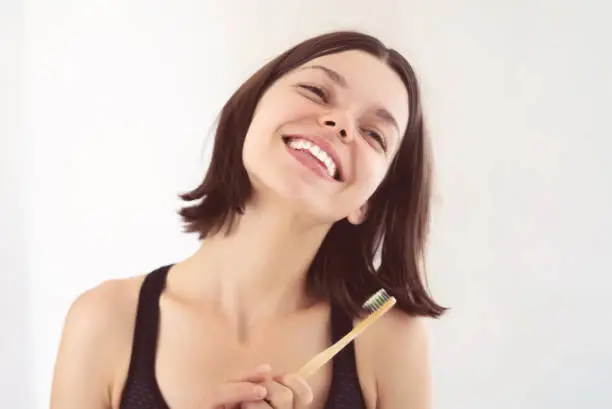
[252,170,338,220]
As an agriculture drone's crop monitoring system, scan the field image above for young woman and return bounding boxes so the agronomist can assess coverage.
[50,31,445,409]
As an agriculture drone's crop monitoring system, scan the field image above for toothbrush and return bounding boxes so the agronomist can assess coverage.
[297,289,397,378]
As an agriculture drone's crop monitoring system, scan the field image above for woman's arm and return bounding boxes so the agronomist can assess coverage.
[373,313,432,409]
[50,279,136,409]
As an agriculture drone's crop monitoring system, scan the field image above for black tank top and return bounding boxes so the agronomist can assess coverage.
[119,265,366,409]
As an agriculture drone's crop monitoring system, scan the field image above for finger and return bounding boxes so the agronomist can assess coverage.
[232,364,272,383]
[274,374,314,408]
[211,381,267,406]
[260,380,294,409]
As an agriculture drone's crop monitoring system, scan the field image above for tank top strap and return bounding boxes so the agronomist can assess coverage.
[125,265,171,382]
[324,303,367,408]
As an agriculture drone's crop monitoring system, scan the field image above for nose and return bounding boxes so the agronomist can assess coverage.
[320,114,351,141]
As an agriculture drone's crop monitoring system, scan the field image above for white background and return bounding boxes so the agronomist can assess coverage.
[1,1,611,408]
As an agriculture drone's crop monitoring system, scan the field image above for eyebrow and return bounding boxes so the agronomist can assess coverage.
[301,64,401,133]
[302,64,348,88]
[374,108,400,133]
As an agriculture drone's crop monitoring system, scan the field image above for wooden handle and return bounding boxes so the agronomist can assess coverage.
[297,297,396,378]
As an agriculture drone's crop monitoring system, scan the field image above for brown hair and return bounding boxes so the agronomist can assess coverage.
[179,31,446,318]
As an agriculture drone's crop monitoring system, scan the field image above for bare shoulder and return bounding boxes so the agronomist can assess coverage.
[368,308,430,352]
[66,275,145,334]
[50,274,146,409]
[354,309,431,409]
[59,275,146,357]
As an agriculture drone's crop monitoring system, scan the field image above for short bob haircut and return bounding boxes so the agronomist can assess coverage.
[179,31,446,319]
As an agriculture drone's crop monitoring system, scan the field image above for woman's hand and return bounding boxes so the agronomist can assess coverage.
[240,373,314,409]
[206,364,271,409]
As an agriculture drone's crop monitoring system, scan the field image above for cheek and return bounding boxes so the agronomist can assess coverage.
[248,98,302,141]
[242,113,274,172]
[352,153,390,197]
[243,96,286,154]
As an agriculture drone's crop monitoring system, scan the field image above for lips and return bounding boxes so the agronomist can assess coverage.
[282,135,343,181]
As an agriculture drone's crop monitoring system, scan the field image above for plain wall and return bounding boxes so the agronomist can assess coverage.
[0,0,32,408]
[4,0,611,407]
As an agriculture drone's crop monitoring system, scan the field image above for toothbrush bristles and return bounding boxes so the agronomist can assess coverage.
[362,289,391,313]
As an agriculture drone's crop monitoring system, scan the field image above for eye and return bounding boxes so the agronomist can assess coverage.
[298,84,329,103]
[362,128,387,151]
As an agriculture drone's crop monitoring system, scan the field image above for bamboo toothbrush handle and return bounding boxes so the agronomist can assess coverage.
[297,298,396,378]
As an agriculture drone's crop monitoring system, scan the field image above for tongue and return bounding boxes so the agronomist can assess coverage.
[290,149,331,179]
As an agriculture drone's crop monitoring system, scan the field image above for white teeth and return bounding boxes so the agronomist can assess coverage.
[287,138,338,179]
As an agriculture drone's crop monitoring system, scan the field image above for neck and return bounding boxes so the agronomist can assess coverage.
[179,199,331,332]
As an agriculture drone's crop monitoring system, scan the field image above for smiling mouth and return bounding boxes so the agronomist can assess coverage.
[282,136,342,181]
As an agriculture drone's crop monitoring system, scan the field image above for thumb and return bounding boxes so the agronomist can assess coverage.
[210,382,267,407]
[208,365,271,408]
[231,364,272,383]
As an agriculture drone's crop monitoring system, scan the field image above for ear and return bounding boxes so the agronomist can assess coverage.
[347,203,368,225]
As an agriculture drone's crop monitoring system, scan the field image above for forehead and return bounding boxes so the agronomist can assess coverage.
[290,50,410,134]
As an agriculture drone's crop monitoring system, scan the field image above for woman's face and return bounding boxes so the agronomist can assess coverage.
[242,50,409,224]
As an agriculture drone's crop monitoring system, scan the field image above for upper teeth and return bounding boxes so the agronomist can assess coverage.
[287,138,337,178]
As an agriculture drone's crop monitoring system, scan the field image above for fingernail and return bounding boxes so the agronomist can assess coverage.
[254,385,267,398]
